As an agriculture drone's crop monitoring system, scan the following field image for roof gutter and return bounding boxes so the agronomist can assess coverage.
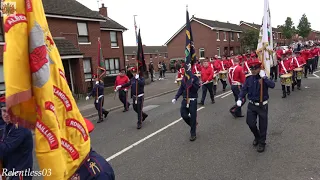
[45,14,106,22]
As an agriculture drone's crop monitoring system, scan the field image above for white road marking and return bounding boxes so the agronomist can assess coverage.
[106,107,205,162]
[215,90,232,98]
[221,92,233,98]
[312,73,320,78]
[143,105,159,112]
[307,77,320,79]
[313,70,320,74]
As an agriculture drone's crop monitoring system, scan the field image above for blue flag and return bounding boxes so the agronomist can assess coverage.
[184,9,197,86]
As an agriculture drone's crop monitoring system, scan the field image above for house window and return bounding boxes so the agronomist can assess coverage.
[110,31,118,47]
[216,31,220,41]
[164,53,168,58]
[131,55,135,59]
[217,47,220,56]
[237,33,240,39]
[0,64,5,91]
[230,32,234,41]
[155,54,157,58]
[125,55,128,60]
[105,58,120,74]
[223,32,227,41]
[83,58,92,80]
[150,54,152,58]
[0,23,4,42]
[199,48,205,59]
[77,22,89,43]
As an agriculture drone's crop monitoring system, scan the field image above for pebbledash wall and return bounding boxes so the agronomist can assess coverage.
[0,16,126,94]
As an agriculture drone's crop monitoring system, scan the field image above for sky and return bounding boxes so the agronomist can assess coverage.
[77,0,320,46]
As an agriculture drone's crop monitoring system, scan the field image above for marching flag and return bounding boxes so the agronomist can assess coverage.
[136,29,147,75]
[134,16,138,45]
[257,0,274,77]
[97,37,106,78]
[3,0,90,179]
[184,7,197,83]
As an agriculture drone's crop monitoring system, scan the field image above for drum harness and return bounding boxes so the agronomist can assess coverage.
[229,65,241,86]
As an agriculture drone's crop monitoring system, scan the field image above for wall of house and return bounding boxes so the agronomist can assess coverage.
[125,53,169,72]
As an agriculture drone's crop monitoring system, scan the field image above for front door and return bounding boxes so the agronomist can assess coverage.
[62,59,72,91]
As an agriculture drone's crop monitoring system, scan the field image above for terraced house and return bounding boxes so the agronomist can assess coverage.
[0,0,126,94]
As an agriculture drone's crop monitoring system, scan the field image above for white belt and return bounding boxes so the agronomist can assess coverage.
[184,98,196,101]
[249,100,268,106]
[98,95,104,99]
[232,82,241,85]
[133,93,144,97]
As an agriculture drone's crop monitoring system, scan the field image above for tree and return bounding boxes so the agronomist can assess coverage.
[297,14,311,39]
[281,17,295,44]
[240,30,259,52]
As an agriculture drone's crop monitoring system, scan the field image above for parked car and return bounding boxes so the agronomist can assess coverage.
[169,58,185,73]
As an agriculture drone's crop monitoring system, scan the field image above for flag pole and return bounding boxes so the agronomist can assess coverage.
[186,4,189,108]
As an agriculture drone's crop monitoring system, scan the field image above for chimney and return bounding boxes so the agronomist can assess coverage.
[99,3,107,17]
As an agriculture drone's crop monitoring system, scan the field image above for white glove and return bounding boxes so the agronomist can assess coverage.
[114,90,117,92]
[116,85,122,90]
[96,100,98,103]
[236,100,242,107]
[259,70,266,78]
[86,96,89,101]
[172,99,176,104]
[135,74,139,79]
[124,89,128,92]
[95,81,99,84]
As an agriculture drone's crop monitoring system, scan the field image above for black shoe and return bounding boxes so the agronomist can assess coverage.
[298,86,301,90]
[257,144,265,153]
[213,92,217,95]
[237,115,245,118]
[292,87,294,91]
[287,91,290,96]
[282,93,286,98]
[97,119,103,123]
[142,114,148,122]
[211,100,215,104]
[198,102,204,106]
[137,124,142,129]
[223,89,226,92]
[104,111,109,118]
[189,136,196,141]
[274,79,277,82]
[304,76,308,78]
[253,139,259,146]
[230,111,237,118]
[123,109,128,112]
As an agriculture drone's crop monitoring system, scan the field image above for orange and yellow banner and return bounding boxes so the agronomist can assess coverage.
[3,0,91,179]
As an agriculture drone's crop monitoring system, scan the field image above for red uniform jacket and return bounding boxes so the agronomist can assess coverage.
[242,61,252,74]
[312,48,319,57]
[201,66,214,82]
[301,50,310,61]
[276,49,283,60]
[291,56,306,69]
[177,67,185,78]
[114,75,130,90]
[212,60,222,73]
[279,58,292,75]
[228,59,234,67]
[228,65,246,85]
[220,60,229,71]
[192,64,201,74]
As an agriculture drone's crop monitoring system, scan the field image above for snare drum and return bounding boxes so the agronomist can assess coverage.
[176,78,182,86]
[294,67,303,80]
[219,70,228,81]
[280,73,293,86]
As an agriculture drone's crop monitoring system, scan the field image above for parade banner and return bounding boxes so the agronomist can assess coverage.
[256,0,273,77]
[136,29,146,75]
[3,0,91,179]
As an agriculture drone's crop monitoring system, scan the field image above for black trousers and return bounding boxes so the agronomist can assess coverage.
[94,97,109,120]
[230,85,246,116]
[291,71,302,89]
[305,59,313,76]
[133,96,147,125]
[150,71,154,81]
[314,56,319,70]
[270,65,278,80]
[220,79,227,90]
[200,82,214,104]
[119,90,130,110]
[180,99,197,137]
[246,103,268,144]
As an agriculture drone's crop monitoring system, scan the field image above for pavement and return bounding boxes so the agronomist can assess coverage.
[32,69,320,180]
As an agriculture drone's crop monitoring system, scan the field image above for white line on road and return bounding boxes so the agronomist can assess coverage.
[106,107,205,162]
[215,90,232,98]
[221,92,233,98]
[312,73,320,78]
[313,70,320,74]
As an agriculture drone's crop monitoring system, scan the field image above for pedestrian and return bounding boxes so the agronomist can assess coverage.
[172,72,201,141]
[0,99,33,180]
[228,56,246,118]
[270,49,279,82]
[71,118,115,180]
[86,77,109,123]
[114,69,131,112]
[198,59,215,105]
[116,67,148,129]
[162,61,167,78]
[158,62,163,80]
[148,61,155,82]
[237,59,275,153]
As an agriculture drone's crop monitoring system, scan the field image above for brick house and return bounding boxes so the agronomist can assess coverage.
[239,21,286,46]
[307,30,320,41]
[124,46,168,72]
[0,0,126,94]
[165,16,242,61]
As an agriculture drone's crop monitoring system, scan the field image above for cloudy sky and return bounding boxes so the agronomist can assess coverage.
[77,0,320,46]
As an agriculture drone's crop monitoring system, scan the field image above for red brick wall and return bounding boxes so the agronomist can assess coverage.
[125,53,169,72]
[167,21,242,61]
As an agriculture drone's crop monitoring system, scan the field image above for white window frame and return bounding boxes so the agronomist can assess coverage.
[105,58,120,75]
[199,48,205,59]
[83,58,92,81]
[0,64,5,91]
[216,31,220,41]
[237,33,240,39]
[77,22,89,43]
[110,31,118,47]
[223,32,227,41]
[217,47,221,57]
[230,32,234,41]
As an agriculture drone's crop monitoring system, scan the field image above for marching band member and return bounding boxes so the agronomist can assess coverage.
[228,56,246,118]
[291,51,306,90]
[172,72,201,141]
[301,47,311,77]
[175,63,185,83]
[242,55,252,76]
[86,77,109,123]
[237,59,275,153]
[199,59,215,105]
[192,61,201,74]
[114,69,131,112]
[212,56,222,95]
[116,67,148,129]
[219,56,229,91]
[311,46,319,71]
[279,51,293,98]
